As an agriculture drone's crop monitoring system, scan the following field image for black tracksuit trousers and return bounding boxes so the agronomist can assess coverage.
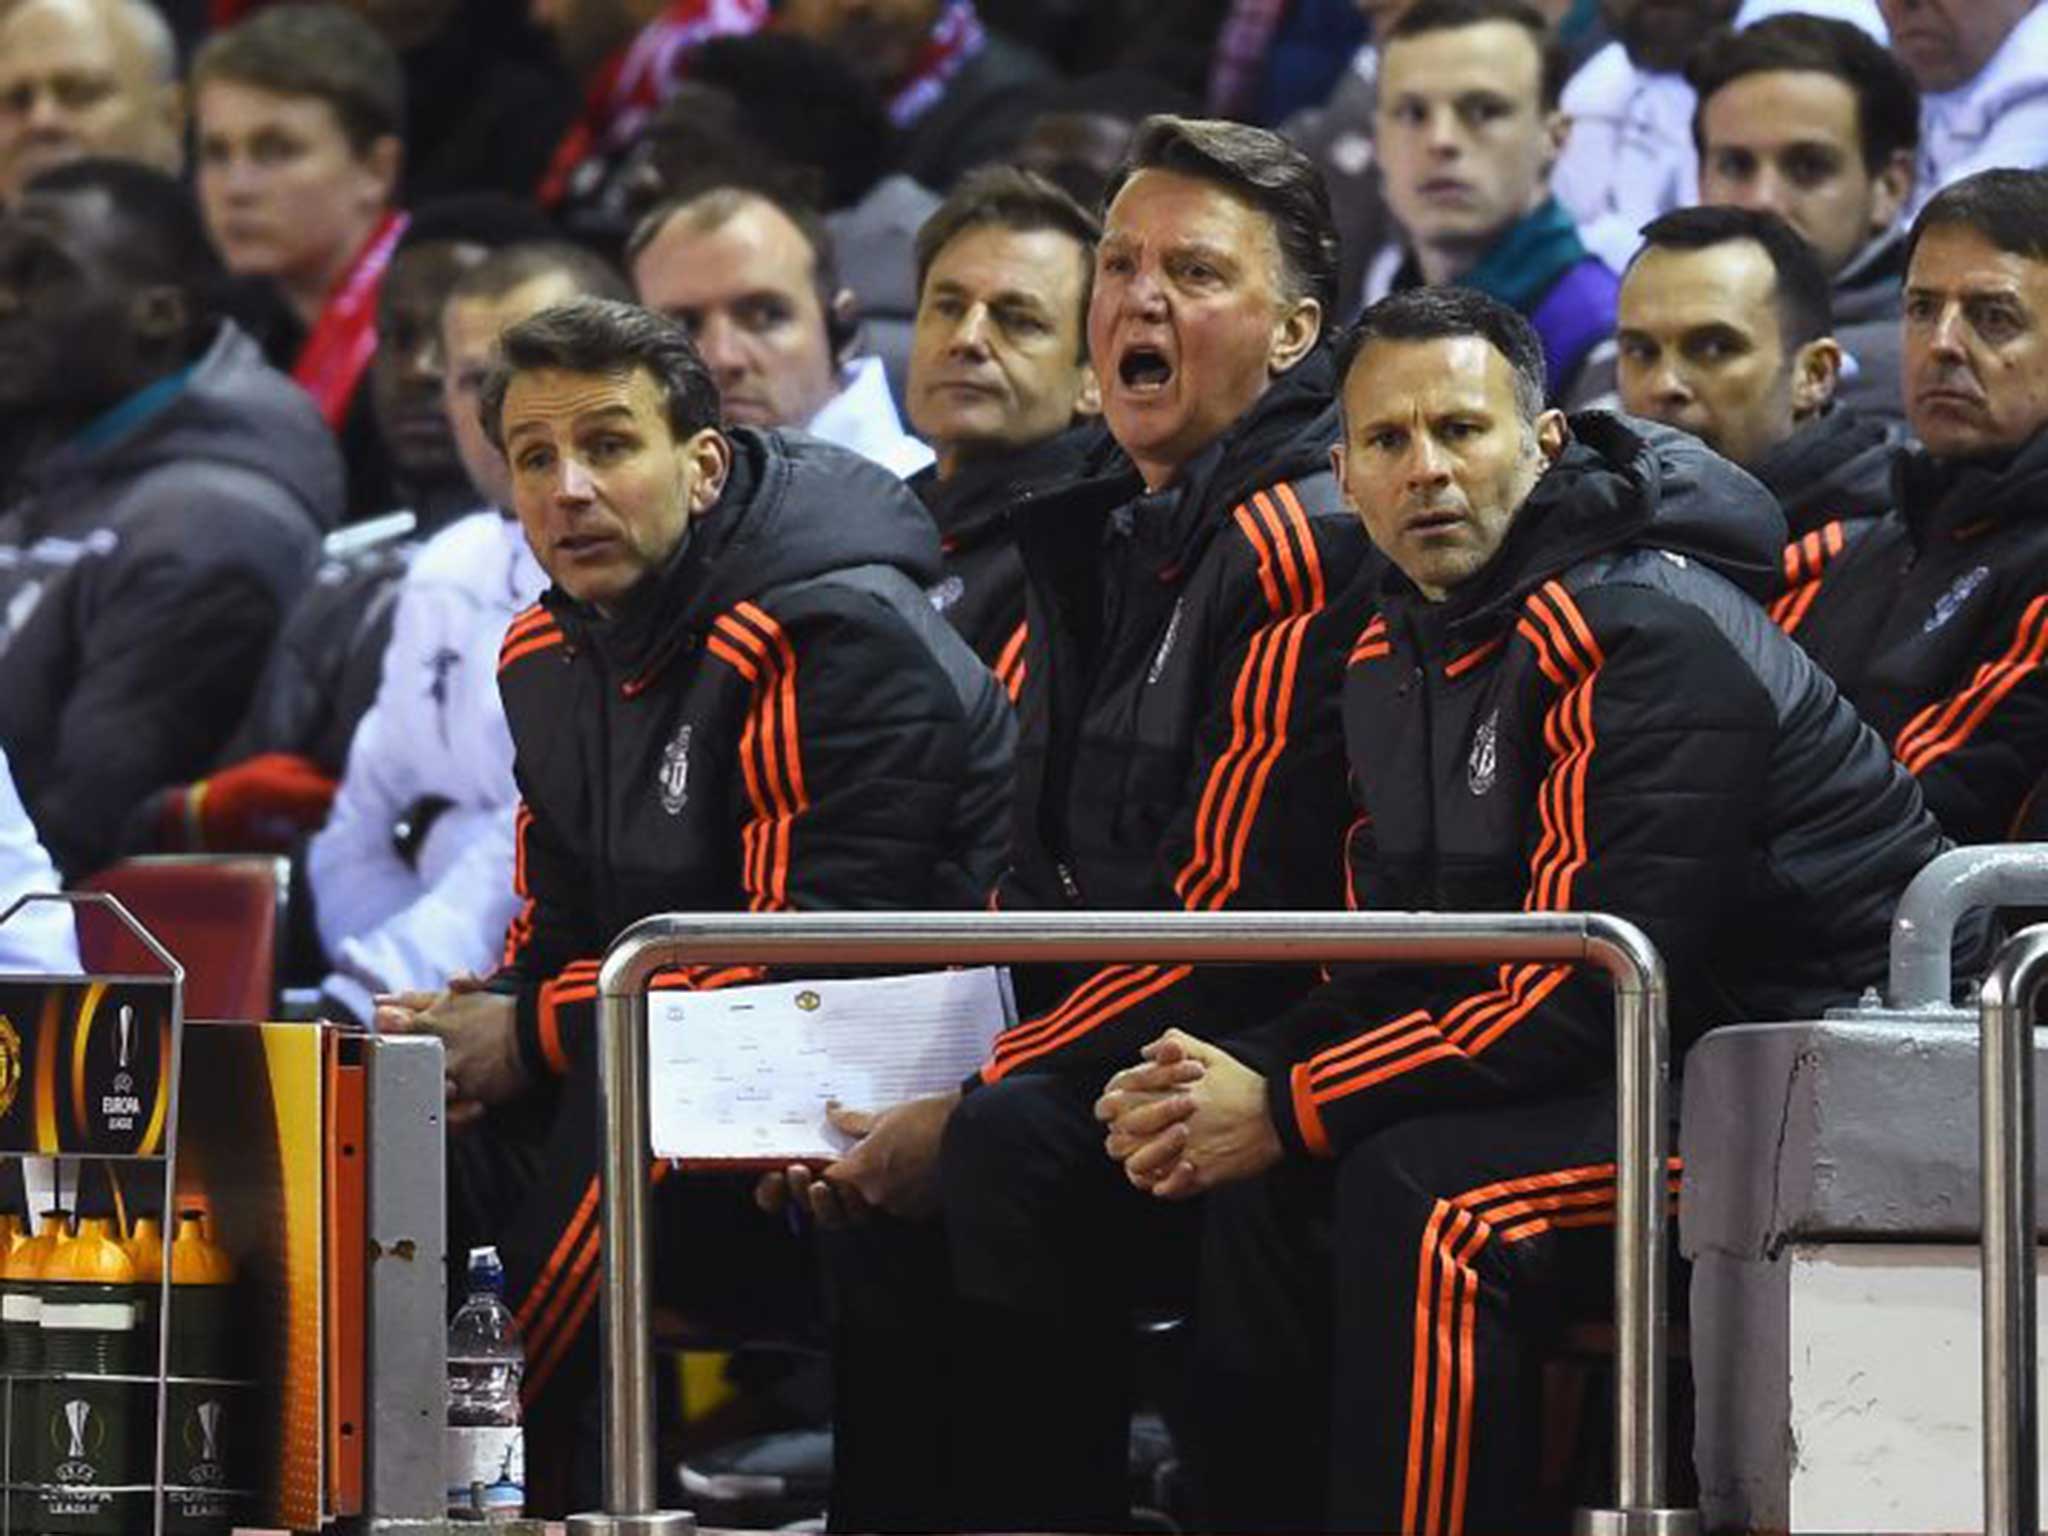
[1197,1085,1680,1536]
[823,1072,1201,1533]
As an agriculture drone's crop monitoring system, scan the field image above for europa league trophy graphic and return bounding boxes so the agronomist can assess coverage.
[62,1399,90,1467]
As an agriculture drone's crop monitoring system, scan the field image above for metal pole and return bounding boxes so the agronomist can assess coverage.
[1979,923,2048,1536]
[568,910,1693,1536]
[1887,844,2048,1011]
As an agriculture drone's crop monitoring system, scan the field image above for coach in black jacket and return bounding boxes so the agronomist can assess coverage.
[1778,168,2048,844]
[389,297,1012,1509]
[804,116,1376,1532]
[1101,289,1958,1535]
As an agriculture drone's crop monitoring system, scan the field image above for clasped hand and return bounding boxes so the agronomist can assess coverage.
[373,973,529,1127]
[1094,1028,1282,1198]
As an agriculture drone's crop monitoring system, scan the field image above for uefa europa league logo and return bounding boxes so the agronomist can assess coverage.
[184,1398,228,1485]
[52,1397,103,1482]
[116,1005,132,1071]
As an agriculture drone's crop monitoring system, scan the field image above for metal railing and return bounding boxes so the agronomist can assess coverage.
[1979,922,2048,1536]
[564,910,1696,1536]
[1890,845,2048,1010]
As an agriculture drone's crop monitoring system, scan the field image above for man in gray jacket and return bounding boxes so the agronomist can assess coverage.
[0,158,341,876]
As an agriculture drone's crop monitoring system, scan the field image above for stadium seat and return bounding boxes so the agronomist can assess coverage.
[72,854,290,1021]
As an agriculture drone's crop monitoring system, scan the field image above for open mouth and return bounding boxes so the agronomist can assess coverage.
[1117,345,1174,393]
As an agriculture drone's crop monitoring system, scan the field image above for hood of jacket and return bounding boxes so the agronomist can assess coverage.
[1753,404,1900,535]
[1894,418,2048,547]
[555,426,944,674]
[16,321,343,538]
[913,419,1112,551]
[1423,411,1788,630]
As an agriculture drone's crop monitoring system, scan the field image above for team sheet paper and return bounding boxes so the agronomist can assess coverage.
[647,968,1014,1165]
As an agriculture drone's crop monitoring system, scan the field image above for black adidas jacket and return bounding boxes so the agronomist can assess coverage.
[978,350,1378,1089]
[1778,425,2048,844]
[1752,403,1898,541]
[1235,414,1953,1159]
[492,429,1016,1080]
[913,421,1108,698]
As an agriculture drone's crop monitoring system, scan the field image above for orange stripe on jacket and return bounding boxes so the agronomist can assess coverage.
[1895,592,2048,775]
[716,606,810,912]
[1294,584,1603,1134]
[498,631,565,672]
[1175,492,1325,911]
[994,620,1028,704]
[983,964,1196,1081]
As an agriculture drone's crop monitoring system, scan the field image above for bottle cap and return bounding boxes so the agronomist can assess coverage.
[466,1246,505,1293]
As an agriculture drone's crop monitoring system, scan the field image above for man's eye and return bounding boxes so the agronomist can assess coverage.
[52,74,113,110]
[588,435,632,461]
[1100,251,1135,276]
[516,448,553,473]
[1905,295,1939,324]
[738,301,793,332]
[1441,421,1480,440]
[1000,308,1050,336]
[1368,430,1406,452]
[1972,303,2028,344]
[1783,149,1838,187]
[1709,151,1755,181]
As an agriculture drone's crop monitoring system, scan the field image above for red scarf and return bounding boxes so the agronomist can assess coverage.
[537,0,769,210]
[882,0,986,128]
[291,210,408,431]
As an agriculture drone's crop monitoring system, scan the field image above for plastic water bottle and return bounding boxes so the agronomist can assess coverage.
[446,1246,525,1521]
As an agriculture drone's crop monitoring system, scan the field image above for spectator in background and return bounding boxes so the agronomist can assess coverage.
[309,241,631,1026]
[531,0,766,248]
[1365,0,1618,404]
[1880,0,2048,211]
[772,0,1051,191]
[905,166,1103,683]
[1692,15,1920,422]
[0,0,183,202]
[1616,207,1896,540]
[1780,168,2048,843]
[343,0,574,203]
[192,1,408,522]
[1007,68,1202,211]
[622,33,938,407]
[1554,0,1887,272]
[630,184,933,477]
[0,747,79,975]
[0,160,340,878]
[132,197,558,866]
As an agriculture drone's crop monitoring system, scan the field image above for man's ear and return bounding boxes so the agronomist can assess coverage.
[1535,408,1569,465]
[1330,441,1355,508]
[130,285,188,347]
[682,426,732,516]
[1791,336,1843,418]
[1269,295,1322,376]
[827,287,861,368]
[1073,360,1102,419]
[362,133,403,209]
[1539,108,1571,177]
[1870,149,1915,237]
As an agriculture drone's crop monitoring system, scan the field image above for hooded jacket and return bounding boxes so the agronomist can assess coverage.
[912,420,1108,692]
[976,350,1378,1089]
[1237,414,1950,1158]
[493,428,1015,1080]
[1781,426,2048,844]
[1752,402,1899,541]
[0,322,342,876]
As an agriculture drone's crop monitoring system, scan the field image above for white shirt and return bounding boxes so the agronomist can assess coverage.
[805,355,934,480]
[309,511,547,1022]
[1914,1,2048,214]
[0,746,76,974]
[1553,0,1889,272]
